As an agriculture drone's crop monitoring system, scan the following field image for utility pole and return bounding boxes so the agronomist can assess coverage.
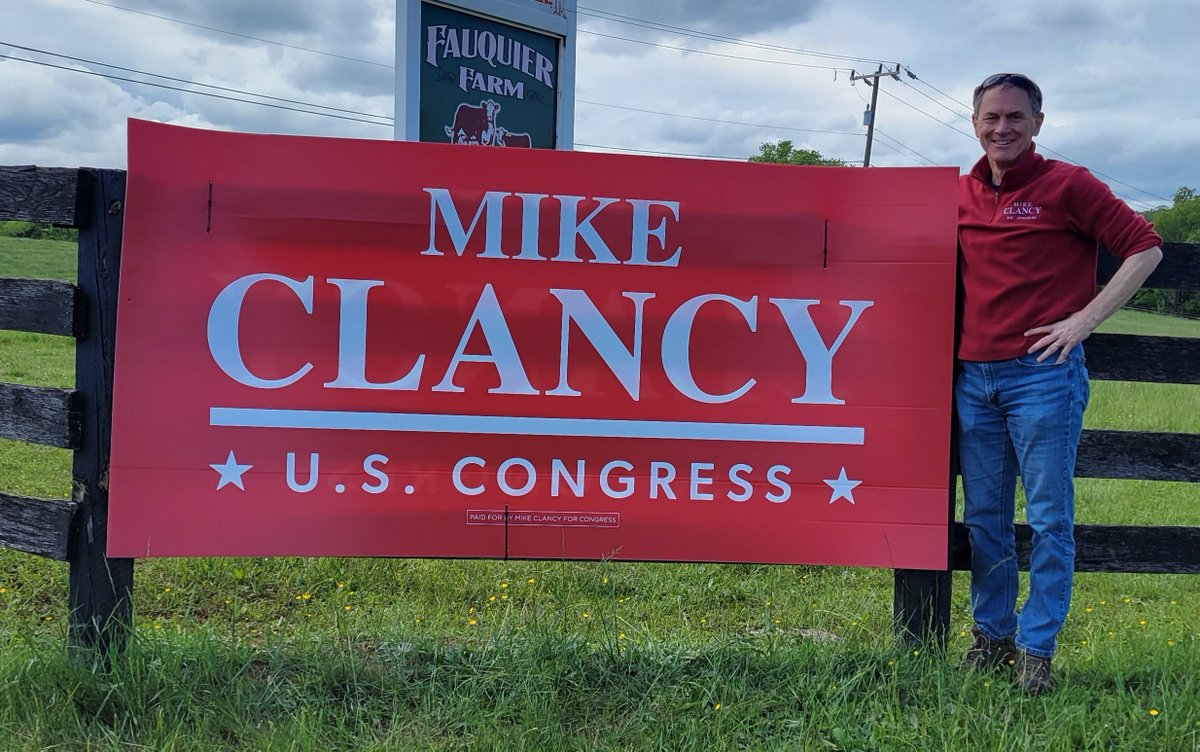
[850,64,901,167]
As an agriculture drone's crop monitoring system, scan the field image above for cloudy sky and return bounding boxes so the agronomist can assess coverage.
[2,0,1197,212]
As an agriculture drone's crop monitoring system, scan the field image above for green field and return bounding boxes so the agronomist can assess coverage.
[1,237,1198,750]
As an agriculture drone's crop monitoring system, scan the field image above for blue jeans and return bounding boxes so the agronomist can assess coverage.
[955,345,1089,658]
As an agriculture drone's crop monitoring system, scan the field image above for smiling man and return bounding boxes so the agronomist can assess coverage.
[956,73,1163,694]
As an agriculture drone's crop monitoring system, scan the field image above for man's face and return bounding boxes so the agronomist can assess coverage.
[972,84,1044,174]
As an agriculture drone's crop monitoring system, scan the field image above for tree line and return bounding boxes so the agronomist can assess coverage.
[749,141,1198,317]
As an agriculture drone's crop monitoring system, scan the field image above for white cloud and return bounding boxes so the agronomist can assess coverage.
[1,0,1195,208]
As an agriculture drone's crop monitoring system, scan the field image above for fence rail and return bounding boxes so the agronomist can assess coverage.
[3,165,1198,653]
[2,165,130,656]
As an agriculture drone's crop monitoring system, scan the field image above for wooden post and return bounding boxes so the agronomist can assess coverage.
[893,467,955,646]
[68,168,134,658]
[893,569,952,647]
[893,371,958,647]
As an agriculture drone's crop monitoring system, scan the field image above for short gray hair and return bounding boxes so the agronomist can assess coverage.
[973,73,1043,116]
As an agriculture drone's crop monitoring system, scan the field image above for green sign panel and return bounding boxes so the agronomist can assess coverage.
[420,2,559,148]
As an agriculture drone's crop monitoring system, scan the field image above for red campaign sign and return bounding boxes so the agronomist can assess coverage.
[108,119,958,569]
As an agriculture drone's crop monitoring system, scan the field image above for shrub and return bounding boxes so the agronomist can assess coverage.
[0,221,77,241]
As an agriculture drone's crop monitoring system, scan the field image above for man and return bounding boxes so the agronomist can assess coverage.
[957,73,1162,694]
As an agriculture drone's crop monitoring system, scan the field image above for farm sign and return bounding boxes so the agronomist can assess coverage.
[420,2,557,147]
[107,119,958,568]
[396,0,576,148]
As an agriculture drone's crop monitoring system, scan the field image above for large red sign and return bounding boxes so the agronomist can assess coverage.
[108,119,958,568]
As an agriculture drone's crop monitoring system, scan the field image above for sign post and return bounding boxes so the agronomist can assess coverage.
[396,0,576,148]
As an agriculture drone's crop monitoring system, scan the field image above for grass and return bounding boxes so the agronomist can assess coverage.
[1097,307,1200,338]
[2,559,1197,750]
[0,236,76,283]
[1,238,1198,749]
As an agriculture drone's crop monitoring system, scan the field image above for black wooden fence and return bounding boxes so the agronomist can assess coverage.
[2,165,1198,654]
[2,166,129,655]
[896,236,1200,642]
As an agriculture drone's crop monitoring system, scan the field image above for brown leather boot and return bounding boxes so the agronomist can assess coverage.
[965,628,1018,670]
[1015,650,1056,695]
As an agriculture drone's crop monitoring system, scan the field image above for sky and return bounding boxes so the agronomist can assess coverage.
[2,0,1197,212]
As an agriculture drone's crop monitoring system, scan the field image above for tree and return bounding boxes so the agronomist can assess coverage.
[1144,186,1200,243]
[0,220,76,241]
[749,139,846,166]
[1134,186,1200,315]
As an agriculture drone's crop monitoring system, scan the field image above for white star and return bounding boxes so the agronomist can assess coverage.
[823,467,862,505]
[211,450,252,490]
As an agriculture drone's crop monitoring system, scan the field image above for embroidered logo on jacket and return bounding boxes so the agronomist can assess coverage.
[1002,201,1043,220]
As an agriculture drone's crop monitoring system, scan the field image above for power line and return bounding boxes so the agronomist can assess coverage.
[576,142,749,161]
[903,71,972,115]
[578,141,862,165]
[577,99,863,138]
[0,53,392,127]
[873,129,939,167]
[1,41,391,121]
[578,30,851,72]
[3,46,866,163]
[580,98,952,168]
[2,38,866,146]
[77,0,1158,201]
[845,82,944,167]
[850,64,901,167]
[864,134,919,162]
[902,69,1171,205]
[1033,144,1170,206]
[577,7,890,66]
[34,1,1180,204]
[899,79,971,124]
[76,0,391,68]
[876,85,975,140]
[875,85,1161,208]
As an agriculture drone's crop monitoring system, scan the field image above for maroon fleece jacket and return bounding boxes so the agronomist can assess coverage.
[957,145,1161,361]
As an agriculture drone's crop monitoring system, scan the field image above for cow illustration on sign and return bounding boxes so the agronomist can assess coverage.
[444,99,532,147]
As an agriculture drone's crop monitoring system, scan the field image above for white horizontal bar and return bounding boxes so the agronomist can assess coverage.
[210,407,864,445]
